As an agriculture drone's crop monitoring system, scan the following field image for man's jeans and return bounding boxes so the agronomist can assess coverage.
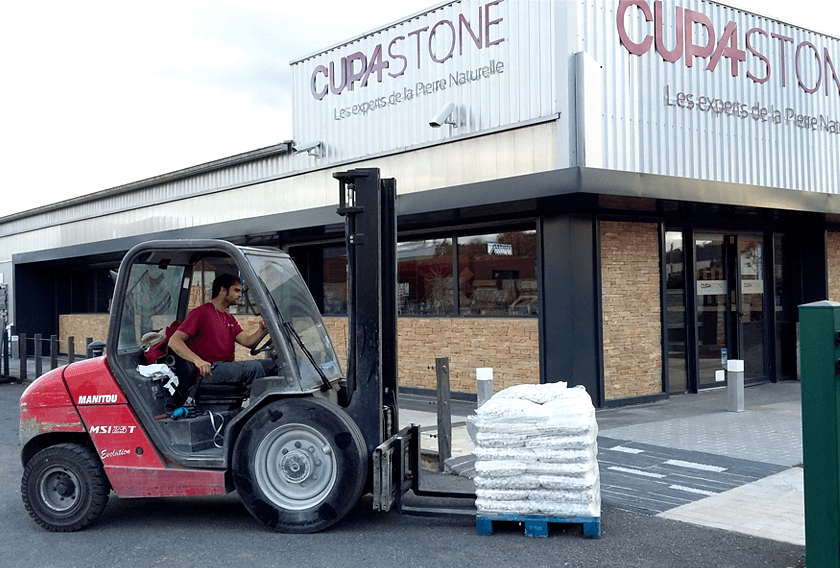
[206,359,277,387]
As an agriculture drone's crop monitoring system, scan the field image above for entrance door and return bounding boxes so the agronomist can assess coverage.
[737,236,766,381]
[695,234,766,388]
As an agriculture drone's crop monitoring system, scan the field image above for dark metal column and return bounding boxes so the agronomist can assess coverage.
[539,213,601,406]
[334,168,398,457]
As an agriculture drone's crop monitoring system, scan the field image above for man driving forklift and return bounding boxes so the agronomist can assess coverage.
[167,273,277,389]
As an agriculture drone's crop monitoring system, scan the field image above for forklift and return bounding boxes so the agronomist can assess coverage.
[19,168,473,533]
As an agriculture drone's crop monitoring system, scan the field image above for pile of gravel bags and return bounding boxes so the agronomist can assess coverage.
[467,383,600,518]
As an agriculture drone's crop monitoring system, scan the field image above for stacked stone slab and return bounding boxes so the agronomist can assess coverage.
[467,382,600,518]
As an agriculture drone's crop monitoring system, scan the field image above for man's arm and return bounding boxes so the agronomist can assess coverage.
[236,320,267,349]
[168,330,212,377]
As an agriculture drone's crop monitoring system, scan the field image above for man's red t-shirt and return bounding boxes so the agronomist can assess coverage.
[178,303,243,363]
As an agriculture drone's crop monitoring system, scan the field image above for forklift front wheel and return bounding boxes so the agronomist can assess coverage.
[233,398,367,533]
[21,443,110,532]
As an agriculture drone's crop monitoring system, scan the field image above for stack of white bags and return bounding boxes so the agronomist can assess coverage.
[467,382,600,518]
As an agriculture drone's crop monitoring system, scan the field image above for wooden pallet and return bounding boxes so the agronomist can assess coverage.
[476,513,601,538]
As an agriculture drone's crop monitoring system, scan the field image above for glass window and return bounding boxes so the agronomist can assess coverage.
[118,264,185,349]
[397,239,454,315]
[186,257,256,316]
[188,260,217,310]
[665,231,687,392]
[323,247,348,315]
[248,253,343,385]
[458,230,537,316]
[309,228,538,317]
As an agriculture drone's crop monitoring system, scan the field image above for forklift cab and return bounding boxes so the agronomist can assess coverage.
[108,240,344,467]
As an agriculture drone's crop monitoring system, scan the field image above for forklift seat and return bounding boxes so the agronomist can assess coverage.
[166,352,248,410]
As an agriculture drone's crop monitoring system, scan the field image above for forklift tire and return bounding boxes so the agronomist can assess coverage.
[21,443,110,532]
[233,397,367,533]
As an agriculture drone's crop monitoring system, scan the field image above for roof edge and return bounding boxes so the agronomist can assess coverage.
[1,141,293,224]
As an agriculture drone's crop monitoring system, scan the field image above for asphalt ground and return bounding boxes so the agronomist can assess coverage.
[1,373,807,567]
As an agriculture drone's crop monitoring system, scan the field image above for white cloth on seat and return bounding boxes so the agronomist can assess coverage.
[137,363,179,395]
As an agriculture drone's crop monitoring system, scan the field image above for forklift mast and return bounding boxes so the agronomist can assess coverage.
[335,169,475,516]
[334,168,399,457]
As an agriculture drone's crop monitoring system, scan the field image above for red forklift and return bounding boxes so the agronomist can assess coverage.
[19,169,472,533]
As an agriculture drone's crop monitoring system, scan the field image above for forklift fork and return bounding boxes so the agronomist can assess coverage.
[373,424,476,518]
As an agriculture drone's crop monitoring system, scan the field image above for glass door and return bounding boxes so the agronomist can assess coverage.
[693,234,766,389]
[774,234,796,379]
[738,237,766,381]
[695,234,728,388]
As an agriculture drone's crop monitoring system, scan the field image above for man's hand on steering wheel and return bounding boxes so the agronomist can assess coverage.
[250,329,273,356]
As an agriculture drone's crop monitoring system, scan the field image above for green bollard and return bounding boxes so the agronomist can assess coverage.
[799,300,840,567]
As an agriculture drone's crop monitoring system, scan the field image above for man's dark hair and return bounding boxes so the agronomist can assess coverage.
[212,274,241,299]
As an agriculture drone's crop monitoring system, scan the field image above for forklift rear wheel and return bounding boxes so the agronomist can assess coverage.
[233,398,367,533]
[21,443,110,532]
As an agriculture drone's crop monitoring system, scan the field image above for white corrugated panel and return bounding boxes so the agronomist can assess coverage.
[579,0,840,193]
[0,151,296,239]
[290,0,558,164]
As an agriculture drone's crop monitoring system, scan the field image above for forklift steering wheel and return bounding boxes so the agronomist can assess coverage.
[250,330,273,356]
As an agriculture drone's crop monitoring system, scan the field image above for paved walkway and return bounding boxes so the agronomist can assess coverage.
[409,380,805,547]
[601,382,804,545]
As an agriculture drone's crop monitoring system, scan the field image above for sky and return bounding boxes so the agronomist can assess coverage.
[1,0,836,217]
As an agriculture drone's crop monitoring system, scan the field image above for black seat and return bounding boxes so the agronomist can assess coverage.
[166,352,248,410]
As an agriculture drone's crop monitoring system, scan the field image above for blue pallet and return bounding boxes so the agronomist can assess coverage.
[476,513,600,539]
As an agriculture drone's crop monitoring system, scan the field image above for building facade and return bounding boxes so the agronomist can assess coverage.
[2,0,839,407]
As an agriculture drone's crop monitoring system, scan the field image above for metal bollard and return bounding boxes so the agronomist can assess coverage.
[436,357,452,472]
[19,332,27,381]
[1,320,7,378]
[476,367,494,407]
[50,335,59,370]
[34,333,42,377]
[726,359,745,413]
